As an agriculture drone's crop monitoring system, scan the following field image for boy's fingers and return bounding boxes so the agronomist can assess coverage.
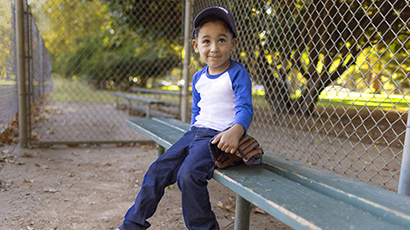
[211,134,221,144]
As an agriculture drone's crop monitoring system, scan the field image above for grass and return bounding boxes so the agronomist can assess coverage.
[318,91,410,112]
[50,77,114,103]
[45,77,410,112]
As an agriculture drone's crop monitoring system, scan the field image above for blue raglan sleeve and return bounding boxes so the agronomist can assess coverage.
[231,65,253,133]
[190,72,201,126]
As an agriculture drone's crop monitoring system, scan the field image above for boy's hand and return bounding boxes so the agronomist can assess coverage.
[211,124,245,154]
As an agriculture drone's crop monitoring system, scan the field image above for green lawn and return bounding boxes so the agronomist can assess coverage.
[46,77,410,112]
[50,77,114,103]
[318,91,410,112]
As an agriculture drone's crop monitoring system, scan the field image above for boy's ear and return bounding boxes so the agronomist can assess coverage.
[231,38,238,52]
[192,39,199,53]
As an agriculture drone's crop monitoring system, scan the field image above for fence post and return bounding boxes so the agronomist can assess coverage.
[16,0,28,148]
[398,111,410,196]
[181,0,192,123]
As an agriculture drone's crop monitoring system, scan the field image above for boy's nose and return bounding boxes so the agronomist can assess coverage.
[210,43,219,52]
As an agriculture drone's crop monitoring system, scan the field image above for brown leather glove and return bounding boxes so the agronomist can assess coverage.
[209,134,264,169]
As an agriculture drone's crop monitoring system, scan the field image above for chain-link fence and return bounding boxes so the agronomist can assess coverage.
[26,0,183,144]
[0,1,18,133]
[20,0,410,191]
[193,0,410,191]
[2,0,53,143]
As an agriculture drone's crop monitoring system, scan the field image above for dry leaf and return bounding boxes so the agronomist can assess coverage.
[21,152,33,158]
[14,160,25,165]
[253,207,267,214]
[23,178,33,183]
[217,200,235,213]
[44,187,58,193]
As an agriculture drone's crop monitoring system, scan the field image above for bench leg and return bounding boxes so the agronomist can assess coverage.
[157,145,165,158]
[235,195,251,230]
[128,100,131,115]
[146,104,151,118]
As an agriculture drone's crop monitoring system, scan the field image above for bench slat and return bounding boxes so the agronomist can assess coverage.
[214,165,405,230]
[112,92,165,104]
[126,118,184,148]
[262,153,410,229]
[120,103,176,118]
[153,117,191,132]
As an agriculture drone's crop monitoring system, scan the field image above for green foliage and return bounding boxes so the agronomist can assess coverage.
[56,35,179,89]
[233,0,410,114]
[30,0,181,90]
[101,0,183,41]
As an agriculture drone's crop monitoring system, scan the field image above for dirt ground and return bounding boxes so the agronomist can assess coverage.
[0,142,289,230]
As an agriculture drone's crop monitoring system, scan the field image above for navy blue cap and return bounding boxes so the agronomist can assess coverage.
[193,6,238,38]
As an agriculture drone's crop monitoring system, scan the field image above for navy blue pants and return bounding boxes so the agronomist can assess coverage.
[120,126,220,230]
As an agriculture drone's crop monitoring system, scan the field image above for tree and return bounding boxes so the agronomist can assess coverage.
[97,0,183,89]
[0,1,15,81]
[101,0,183,42]
[235,0,410,114]
[30,0,182,89]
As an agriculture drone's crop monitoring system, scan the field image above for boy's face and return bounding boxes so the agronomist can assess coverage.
[192,21,238,75]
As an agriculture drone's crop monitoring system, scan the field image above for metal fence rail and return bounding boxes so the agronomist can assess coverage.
[11,0,410,192]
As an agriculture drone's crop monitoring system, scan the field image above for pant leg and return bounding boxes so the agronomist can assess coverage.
[177,127,220,230]
[121,129,197,230]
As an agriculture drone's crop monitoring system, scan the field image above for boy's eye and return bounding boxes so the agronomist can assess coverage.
[202,40,210,44]
[219,39,226,43]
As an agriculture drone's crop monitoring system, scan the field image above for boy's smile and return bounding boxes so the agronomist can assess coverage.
[193,21,238,75]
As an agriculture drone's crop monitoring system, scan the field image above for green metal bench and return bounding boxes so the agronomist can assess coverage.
[112,92,175,118]
[126,117,410,230]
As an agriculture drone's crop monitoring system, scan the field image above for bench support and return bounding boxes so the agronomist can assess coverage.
[157,145,165,158]
[146,104,151,118]
[234,195,251,230]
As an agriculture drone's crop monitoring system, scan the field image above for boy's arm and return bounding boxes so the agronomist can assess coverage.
[212,64,254,154]
[211,124,245,154]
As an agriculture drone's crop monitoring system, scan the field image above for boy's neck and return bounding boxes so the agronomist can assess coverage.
[207,59,231,75]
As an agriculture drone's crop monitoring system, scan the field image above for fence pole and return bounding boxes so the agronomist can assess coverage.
[16,0,28,148]
[398,110,410,196]
[181,0,192,123]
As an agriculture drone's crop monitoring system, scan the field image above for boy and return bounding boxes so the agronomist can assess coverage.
[119,6,253,230]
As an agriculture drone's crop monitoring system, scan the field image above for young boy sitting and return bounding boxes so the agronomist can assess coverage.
[119,6,253,230]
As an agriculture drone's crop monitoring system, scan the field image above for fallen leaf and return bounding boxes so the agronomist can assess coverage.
[253,207,267,214]
[23,178,34,183]
[218,200,235,213]
[31,135,39,141]
[14,160,25,165]
[44,187,58,193]
[21,152,33,158]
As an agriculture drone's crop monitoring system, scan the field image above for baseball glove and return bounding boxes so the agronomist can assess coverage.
[209,134,264,169]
